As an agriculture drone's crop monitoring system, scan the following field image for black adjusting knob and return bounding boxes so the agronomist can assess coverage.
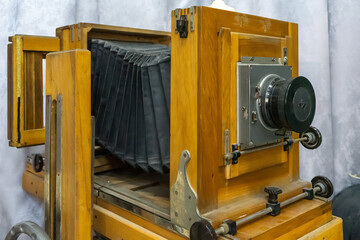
[264,186,282,204]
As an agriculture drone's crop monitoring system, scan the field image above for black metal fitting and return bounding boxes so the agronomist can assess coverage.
[33,154,44,173]
[303,188,315,200]
[266,202,281,216]
[222,219,237,235]
[231,150,241,164]
[264,186,282,216]
[231,144,240,164]
[176,15,189,38]
[232,144,239,152]
[300,126,322,150]
[264,186,282,204]
[190,220,217,240]
[311,176,334,198]
[283,138,294,151]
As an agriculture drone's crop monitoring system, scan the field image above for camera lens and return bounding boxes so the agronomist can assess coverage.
[260,76,315,133]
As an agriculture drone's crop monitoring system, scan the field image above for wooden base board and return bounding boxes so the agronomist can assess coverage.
[234,199,333,239]
[22,170,342,239]
[298,216,343,240]
[93,204,168,240]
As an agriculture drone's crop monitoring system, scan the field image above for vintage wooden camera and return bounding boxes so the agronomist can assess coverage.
[6,6,342,240]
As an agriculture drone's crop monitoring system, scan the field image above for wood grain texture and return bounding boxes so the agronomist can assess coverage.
[56,23,171,51]
[170,7,200,195]
[298,216,343,240]
[46,49,91,240]
[8,35,59,147]
[234,199,332,239]
[22,171,43,199]
[93,204,168,240]
[96,199,185,240]
[170,6,301,215]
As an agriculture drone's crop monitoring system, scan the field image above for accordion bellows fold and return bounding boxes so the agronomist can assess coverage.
[90,39,171,174]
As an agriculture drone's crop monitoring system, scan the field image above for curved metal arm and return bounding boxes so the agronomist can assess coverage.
[5,221,50,240]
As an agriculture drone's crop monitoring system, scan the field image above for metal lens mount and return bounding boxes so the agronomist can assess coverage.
[258,74,283,130]
[258,75,316,133]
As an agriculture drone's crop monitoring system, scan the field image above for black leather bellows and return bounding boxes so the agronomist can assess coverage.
[90,39,171,174]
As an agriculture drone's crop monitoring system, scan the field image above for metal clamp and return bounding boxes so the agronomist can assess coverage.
[171,150,210,231]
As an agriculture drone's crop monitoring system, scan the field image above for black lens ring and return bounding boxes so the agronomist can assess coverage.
[284,76,315,132]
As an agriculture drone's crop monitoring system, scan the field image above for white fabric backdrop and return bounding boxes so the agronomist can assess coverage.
[0,0,358,237]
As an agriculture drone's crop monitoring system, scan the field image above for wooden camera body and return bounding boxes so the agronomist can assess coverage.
[7,6,342,240]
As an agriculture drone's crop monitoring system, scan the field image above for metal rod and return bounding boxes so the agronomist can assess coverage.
[280,192,308,208]
[224,137,308,160]
[236,207,272,225]
[215,227,225,235]
[240,137,308,155]
[216,185,320,236]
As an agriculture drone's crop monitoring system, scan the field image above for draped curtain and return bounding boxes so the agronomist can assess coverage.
[0,0,358,236]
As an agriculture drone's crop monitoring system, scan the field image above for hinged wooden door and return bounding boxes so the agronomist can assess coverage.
[8,35,60,147]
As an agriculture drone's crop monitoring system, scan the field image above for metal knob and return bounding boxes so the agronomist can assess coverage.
[264,186,283,204]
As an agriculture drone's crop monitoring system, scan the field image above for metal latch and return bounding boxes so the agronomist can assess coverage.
[176,15,189,38]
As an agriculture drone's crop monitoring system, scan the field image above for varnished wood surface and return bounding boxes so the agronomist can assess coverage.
[298,216,343,240]
[93,204,168,240]
[170,6,302,216]
[96,199,185,240]
[94,153,125,173]
[234,199,332,239]
[46,49,91,240]
[96,168,170,212]
[12,13,341,239]
[22,171,43,199]
[56,22,171,51]
[204,179,310,226]
[25,162,44,177]
[22,168,341,240]
[8,35,59,147]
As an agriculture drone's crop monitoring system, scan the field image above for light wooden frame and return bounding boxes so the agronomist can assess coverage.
[8,35,59,147]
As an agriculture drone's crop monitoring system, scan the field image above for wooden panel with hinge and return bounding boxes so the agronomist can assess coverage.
[8,35,59,147]
[46,49,91,240]
[170,6,306,224]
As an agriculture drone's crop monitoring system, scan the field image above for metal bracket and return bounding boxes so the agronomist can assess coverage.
[44,95,52,236]
[283,48,288,65]
[241,56,282,64]
[170,150,210,231]
[55,94,62,240]
[78,23,81,41]
[224,129,230,165]
[190,6,195,32]
[71,25,74,42]
[174,9,180,34]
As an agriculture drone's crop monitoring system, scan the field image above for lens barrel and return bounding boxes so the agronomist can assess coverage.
[260,76,315,133]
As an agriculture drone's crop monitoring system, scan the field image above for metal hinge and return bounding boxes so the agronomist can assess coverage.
[190,6,195,32]
[175,7,195,38]
[176,15,189,38]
